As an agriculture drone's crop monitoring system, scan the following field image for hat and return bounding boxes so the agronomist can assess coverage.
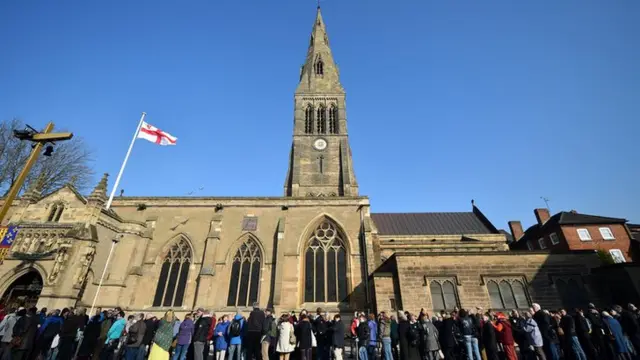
[17,307,25,312]
[588,303,596,309]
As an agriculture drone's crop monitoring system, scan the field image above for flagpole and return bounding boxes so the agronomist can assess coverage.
[75,112,145,359]
[105,111,146,210]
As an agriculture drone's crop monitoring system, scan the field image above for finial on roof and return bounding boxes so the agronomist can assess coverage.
[471,199,475,207]
[68,175,78,188]
[88,173,109,204]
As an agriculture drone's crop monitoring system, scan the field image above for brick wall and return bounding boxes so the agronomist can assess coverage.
[561,224,633,261]
[392,252,603,315]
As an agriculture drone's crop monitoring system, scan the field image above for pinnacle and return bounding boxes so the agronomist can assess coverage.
[23,173,45,203]
[88,173,109,203]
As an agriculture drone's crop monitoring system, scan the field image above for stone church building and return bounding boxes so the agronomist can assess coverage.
[0,8,606,316]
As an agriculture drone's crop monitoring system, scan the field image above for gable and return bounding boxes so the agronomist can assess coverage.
[39,185,87,206]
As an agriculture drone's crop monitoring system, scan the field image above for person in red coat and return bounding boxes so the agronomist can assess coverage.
[492,313,517,360]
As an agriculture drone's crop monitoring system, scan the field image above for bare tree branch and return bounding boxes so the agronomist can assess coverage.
[0,119,94,196]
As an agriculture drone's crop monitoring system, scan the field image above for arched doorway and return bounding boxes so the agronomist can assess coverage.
[0,271,43,309]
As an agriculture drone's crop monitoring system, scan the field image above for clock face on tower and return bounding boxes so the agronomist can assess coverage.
[313,138,327,151]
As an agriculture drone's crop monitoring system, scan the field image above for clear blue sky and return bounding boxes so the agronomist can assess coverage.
[1,0,639,229]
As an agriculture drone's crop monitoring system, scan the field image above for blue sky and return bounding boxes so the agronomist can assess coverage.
[1,0,638,229]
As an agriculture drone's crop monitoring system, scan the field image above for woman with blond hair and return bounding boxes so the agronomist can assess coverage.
[149,310,178,360]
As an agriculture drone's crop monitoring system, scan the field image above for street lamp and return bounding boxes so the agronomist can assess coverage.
[0,122,73,224]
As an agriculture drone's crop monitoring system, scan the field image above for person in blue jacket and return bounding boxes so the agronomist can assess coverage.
[603,311,631,359]
[227,313,245,360]
[215,315,231,360]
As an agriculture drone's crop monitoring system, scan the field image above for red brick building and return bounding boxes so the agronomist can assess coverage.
[509,208,635,263]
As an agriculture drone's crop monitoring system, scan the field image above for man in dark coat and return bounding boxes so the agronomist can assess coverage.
[584,304,606,360]
[139,314,158,360]
[193,309,213,360]
[357,314,371,360]
[58,307,87,360]
[574,309,596,360]
[437,312,456,360]
[331,314,346,360]
[533,304,560,360]
[245,303,266,360]
[11,307,38,360]
[314,310,330,360]
[481,314,499,360]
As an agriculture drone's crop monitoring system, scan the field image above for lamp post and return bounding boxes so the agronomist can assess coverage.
[0,122,73,225]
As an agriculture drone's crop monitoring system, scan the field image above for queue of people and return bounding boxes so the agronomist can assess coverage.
[3,302,640,360]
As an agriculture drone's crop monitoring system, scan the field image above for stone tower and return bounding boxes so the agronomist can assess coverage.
[284,6,359,197]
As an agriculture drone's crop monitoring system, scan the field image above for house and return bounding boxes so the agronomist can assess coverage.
[509,208,634,263]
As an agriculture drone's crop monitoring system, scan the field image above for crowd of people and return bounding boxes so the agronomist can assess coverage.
[2,302,640,360]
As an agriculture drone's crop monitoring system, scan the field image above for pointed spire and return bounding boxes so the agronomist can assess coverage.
[88,173,108,205]
[22,173,46,203]
[296,6,344,94]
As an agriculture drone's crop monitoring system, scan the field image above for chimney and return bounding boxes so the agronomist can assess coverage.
[508,221,524,241]
[534,208,551,225]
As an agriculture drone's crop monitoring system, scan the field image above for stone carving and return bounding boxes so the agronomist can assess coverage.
[73,245,96,288]
[18,236,32,253]
[27,234,41,253]
[48,247,69,284]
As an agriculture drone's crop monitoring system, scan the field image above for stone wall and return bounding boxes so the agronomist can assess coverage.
[392,251,604,315]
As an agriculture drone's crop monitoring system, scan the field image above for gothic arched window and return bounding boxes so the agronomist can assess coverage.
[328,105,338,134]
[429,280,459,311]
[153,239,192,307]
[315,59,324,75]
[227,237,262,307]
[305,105,314,134]
[487,279,530,310]
[47,203,64,222]
[304,220,348,303]
[316,106,326,134]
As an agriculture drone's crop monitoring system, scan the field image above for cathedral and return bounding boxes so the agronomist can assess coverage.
[0,7,606,315]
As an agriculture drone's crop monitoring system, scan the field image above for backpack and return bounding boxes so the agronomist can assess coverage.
[229,319,242,337]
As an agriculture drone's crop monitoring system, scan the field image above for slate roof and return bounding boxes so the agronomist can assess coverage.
[513,211,628,245]
[371,212,497,236]
[555,212,626,225]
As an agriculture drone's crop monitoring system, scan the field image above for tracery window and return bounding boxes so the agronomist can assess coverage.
[304,220,348,303]
[47,203,64,222]
[328,105,338,134]
[304,105,314,134]
[316,106,326,134]
[429,279,459,311]
[152,238,192,307]
[315,59,324,75]
[486,278,530,310]
[227,237,262,307]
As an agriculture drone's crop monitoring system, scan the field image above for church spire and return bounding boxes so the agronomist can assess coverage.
[285,7,359,197]
[296,6,344,94]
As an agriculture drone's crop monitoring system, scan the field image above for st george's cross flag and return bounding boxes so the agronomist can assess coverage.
[137,121,177,145]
